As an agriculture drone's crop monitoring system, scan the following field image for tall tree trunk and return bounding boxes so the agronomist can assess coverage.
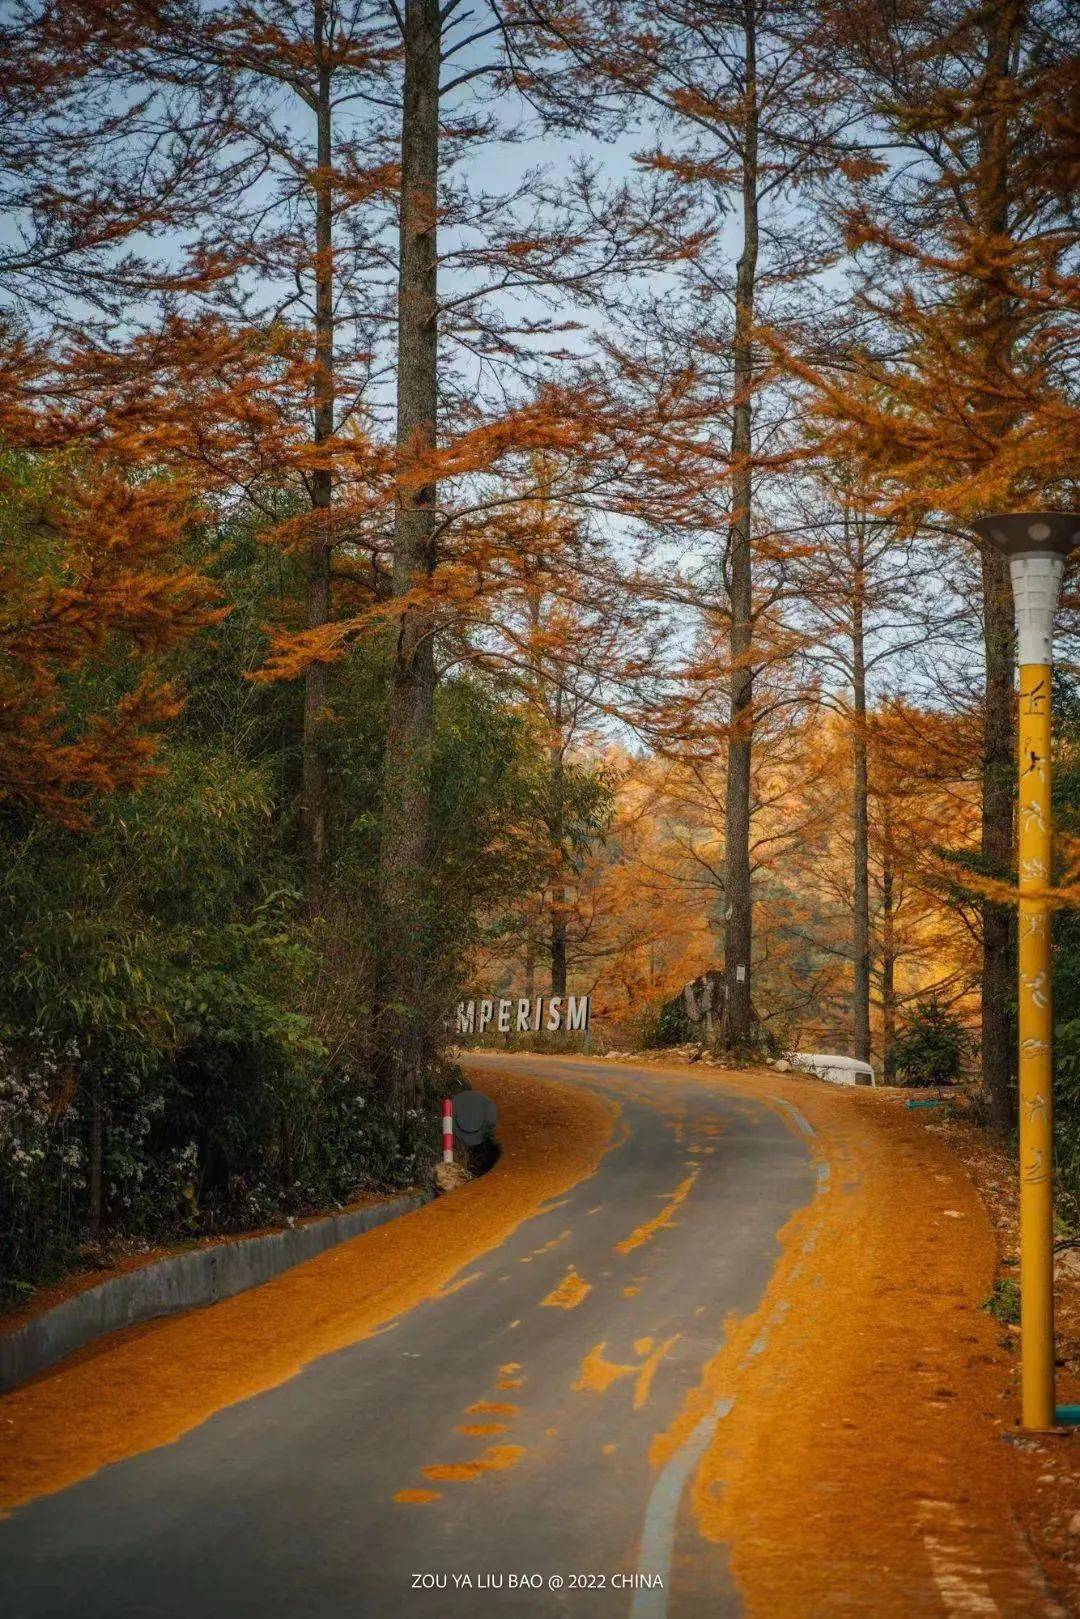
[881,803,896,1071]
[550,904,567,998]
[722,2,758,1049]
[851,517,872,1063]
[302,3,335,891]
[975,0,1023,1129]
[550,685,568,997]
[378,0,441,1110]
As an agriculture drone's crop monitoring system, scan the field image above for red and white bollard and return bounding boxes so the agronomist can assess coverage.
[442,1098,454,1164]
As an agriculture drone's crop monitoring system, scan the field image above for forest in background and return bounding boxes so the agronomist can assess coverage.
[1,0,1077,1303]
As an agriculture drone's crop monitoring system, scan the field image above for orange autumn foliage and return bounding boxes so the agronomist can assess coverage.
[0,461,224,827]
[768,0,1079,525]
[476,697,982,1058]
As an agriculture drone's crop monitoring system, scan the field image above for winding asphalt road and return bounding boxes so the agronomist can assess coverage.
[0,1056,816,1618]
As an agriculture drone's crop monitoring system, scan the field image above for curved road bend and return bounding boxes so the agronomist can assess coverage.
[0,1055,816,1619]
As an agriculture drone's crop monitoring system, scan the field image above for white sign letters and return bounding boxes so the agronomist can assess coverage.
[455,994,590,1037]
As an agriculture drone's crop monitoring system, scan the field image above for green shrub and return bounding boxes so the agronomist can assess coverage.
[982,1277,1021,1326]
[639,996,695,1049]
[0,743,373,1297]
[886,995,972,1086]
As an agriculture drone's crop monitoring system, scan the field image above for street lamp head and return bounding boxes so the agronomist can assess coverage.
[971,511,1080,667]
[970,511,1080,562]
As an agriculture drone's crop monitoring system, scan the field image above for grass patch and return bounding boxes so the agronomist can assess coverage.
[982,1277,1021,1325]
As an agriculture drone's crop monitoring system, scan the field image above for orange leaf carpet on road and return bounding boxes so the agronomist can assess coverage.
[636,1063,1058,1618]
[0,1069,615,1515]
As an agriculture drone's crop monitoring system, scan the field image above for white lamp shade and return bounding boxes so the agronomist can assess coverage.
[1009,552,1065,664]
[971,511,1080,666]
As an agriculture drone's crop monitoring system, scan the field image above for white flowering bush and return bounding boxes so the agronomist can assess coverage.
[0,1040,84,1304]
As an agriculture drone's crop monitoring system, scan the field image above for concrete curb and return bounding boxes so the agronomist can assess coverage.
[0,1191,431,1395]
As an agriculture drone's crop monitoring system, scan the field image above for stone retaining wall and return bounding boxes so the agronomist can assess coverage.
[0,1191,430,1394]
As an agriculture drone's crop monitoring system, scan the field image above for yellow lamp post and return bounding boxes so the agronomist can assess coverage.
[973,511,1079,1430]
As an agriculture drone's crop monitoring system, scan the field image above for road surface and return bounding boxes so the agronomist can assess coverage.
[0,1056,816,1618]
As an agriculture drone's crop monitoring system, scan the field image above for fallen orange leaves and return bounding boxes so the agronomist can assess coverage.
[0,1069,615,1515]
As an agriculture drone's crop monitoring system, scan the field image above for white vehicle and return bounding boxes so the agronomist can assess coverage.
[791,1052,876,1088]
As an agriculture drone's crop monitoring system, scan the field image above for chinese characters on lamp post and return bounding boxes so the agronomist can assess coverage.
[973,512,1079,1430]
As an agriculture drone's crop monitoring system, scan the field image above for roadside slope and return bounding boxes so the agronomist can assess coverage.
[630,1060,1062,1618]
[0,1068,615,1515]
